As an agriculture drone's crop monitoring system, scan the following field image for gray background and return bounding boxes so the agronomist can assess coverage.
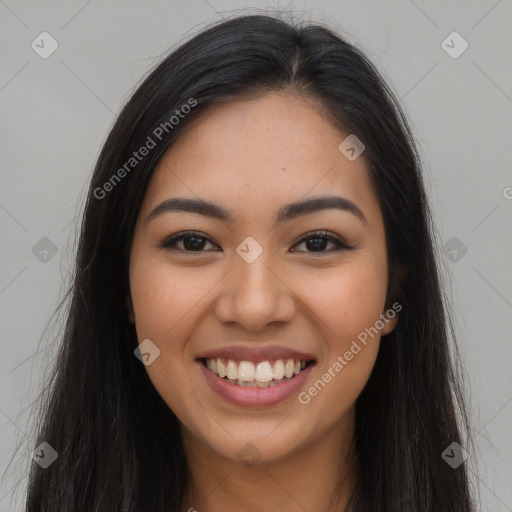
[1,0,511,510]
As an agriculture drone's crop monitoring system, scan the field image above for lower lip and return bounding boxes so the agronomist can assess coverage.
[197,361,314,407]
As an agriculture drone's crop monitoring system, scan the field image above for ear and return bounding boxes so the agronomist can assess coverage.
[126,294,135,324]
[380,304,400,336]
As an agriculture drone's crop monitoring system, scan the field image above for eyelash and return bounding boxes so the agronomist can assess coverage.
[159,230,354,254]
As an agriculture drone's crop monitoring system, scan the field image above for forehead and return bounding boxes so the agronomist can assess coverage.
[141,92,379,226]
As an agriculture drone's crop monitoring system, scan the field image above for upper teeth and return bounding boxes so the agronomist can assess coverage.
[206,358,307,382]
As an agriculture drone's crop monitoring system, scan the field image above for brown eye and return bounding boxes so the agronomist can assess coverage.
[291,230,353,253]
[160,230,354,254]
[160,231,219,252]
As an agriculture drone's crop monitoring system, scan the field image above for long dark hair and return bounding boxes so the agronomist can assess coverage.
[23,13,475,511]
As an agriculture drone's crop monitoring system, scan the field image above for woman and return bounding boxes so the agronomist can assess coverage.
[25,13,475,511]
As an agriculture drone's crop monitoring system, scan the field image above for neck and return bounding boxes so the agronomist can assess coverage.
[180,408,358,512]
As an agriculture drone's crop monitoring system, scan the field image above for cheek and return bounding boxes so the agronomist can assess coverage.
[129,258,195,389]
[130,259,210,341]
[297,255,388,341]
[294,257,387,415]
[129,259,209,417]
[129,256,229,391]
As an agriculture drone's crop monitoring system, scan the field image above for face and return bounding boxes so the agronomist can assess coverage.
[128,92,397,465]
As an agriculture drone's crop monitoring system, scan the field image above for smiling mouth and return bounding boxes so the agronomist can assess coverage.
[199,357,316,388]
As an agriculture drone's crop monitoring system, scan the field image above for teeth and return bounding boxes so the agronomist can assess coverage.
[272,360,284,379]
[204,357,310,384]
[238,361,255,382]
[236,380,258,387]
[284,359,294,378]
[226,360,238,380]
[217,359,227,378]
[255,361,273,382]
[226,377,295,388]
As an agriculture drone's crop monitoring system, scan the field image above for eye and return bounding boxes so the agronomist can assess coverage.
[159,231,219,252]
[290,230,353,253]
[160,230,353,254]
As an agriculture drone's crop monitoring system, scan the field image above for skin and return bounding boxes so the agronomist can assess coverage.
[128,91,398,512]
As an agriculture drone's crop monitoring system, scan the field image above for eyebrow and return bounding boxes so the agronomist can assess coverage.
[146,195,367,226]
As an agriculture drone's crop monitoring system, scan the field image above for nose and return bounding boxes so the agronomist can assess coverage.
[213,250,296,332]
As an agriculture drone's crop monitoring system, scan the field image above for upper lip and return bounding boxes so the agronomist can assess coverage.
[196,344,316,363]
